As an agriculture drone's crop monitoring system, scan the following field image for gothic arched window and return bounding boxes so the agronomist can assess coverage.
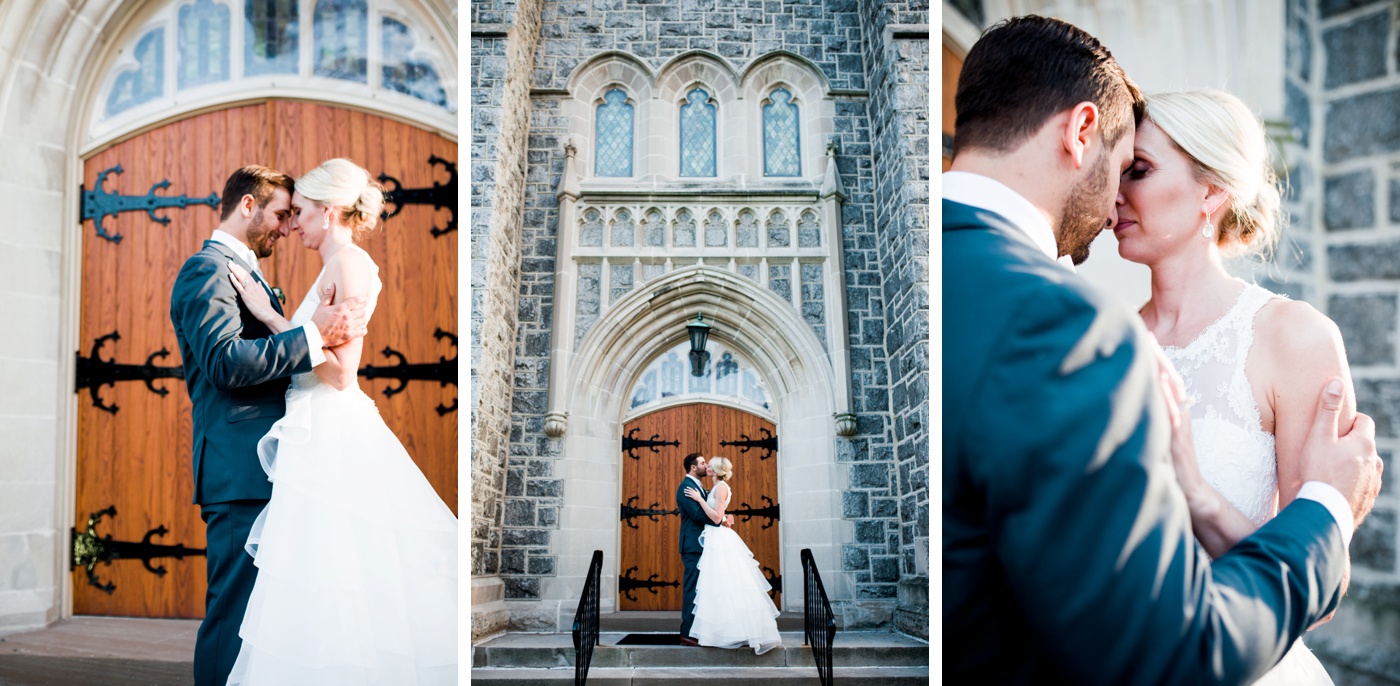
[244,0,298,75]
[178,0,230,89]
[314,0,368,82]
[763,88,800,177]
[679,88,716,177]
[595,89,634,177]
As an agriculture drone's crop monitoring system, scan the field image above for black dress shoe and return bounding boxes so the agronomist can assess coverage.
[679,636,700,646]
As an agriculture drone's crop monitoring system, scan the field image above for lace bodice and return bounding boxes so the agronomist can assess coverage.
[1161,284,1281,526]
[287,245,382,391]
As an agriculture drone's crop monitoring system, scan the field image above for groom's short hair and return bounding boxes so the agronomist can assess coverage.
[219,165,296,221]
[953,15,1145,157]
[683,453,703,473]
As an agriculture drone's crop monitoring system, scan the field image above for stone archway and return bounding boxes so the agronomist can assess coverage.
[531,265,849,626]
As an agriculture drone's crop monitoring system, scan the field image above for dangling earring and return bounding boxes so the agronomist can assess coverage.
[1201,210,1214,239]
[322,216,330,231]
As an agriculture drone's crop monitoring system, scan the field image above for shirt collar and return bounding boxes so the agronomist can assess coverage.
[942,171,1073,269]
[210,229,259,270]
[686,474,706,489]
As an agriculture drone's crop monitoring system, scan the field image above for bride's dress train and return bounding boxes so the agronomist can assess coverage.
[227,247,457,685]
[1163,283,1333,685]
[688,486,782,655]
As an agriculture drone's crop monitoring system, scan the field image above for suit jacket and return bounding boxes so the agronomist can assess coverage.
[942,199,1346,684]
[677,476,710,556]
[170,240,313,505]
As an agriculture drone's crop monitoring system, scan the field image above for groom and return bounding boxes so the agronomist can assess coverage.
[676,453,711,646]
[170,165,368,686]
[944,15,1384,684]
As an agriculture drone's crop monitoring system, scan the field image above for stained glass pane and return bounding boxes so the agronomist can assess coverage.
[314,0,368,82]
[764,89,800,176]
[679,88,716,177]
[595,89,634,177]
[178,0,231,89]
[382,17,449,108]
[107,29,165,116]
[245,0,298,76]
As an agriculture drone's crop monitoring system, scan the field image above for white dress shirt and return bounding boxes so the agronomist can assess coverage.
[210,230,326,367]
[942,172,1355,547]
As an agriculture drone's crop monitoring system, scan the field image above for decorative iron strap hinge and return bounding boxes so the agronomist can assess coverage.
[622,427,681,460]
[70,506,206,594]
[619,566,679,601]
[762,565,781,595]
[729,495,780,529]
[378,155,457,237]
[719,427,778,460]
[358,328,458,414]
[80,165,220,243]
[75,331,185,414]
[620,496,679,528]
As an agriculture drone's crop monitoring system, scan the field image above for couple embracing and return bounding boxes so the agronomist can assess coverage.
[945,16,1386,685]
[170,161,457,685]
[674,453,782,653]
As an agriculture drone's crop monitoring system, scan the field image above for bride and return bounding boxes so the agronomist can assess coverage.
[682,456,782,655]
[1115,89,1351,685]
[223,158,457,684]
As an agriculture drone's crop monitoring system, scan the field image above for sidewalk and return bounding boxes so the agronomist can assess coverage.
[0,617,197,686]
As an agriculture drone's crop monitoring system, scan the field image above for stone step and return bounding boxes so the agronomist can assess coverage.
[471,631,928,670]
[469,666,931,686]
[598,612,806,633]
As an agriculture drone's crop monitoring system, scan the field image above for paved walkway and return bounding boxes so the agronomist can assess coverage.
[0,617,197,686]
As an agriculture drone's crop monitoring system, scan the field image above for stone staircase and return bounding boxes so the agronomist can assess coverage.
[470,612,929,685]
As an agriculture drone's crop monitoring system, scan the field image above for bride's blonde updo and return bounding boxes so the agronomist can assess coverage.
[1145,89,1284,258]
[294,158,386,239]
[709,457,733,482]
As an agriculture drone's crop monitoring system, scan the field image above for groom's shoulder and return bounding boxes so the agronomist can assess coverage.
[175,243,222,277]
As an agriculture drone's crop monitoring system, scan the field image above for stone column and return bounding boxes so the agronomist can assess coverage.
[470,0,545,641]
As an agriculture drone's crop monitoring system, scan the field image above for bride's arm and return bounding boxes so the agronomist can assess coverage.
[311,252,373,391]
[687,482,729,525]
[227,261,294,333]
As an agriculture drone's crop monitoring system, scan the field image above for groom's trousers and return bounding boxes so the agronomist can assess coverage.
[679,552,701,638]
[195,499,266,686]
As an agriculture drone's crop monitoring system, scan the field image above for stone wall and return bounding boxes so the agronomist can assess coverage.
[470,0,546,641]
[858,0,930,639]
[493,0,927,623]
[1269,0,1400,681]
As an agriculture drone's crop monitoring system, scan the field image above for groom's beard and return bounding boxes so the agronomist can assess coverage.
[246,211,279,259]
[1058,149,1112,266]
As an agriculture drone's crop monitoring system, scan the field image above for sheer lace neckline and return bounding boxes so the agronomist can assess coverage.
[1157,282,1253,354]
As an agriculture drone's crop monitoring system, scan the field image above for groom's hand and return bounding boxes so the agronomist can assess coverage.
[312,283,369,347]
[1302,377,1384,529]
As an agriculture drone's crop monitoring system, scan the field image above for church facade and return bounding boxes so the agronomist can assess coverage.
[470,0,930,639]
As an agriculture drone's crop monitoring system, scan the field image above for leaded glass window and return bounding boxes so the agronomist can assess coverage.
[382,17,449,107]
[595,89,634,177]
[178,0,231,89]
[314,0,368,82]
[107,29,165,115]
[627,341,772,414]
[245,0,298,75]
[679,88,716,177]
[763,88,800,176]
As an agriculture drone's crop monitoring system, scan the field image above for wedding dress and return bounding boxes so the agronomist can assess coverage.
[1161,282,1334,686]
[227,245,457,685]
[688,483,783,654]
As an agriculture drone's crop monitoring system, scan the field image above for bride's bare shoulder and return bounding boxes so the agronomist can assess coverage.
[323,246,376,303]
[1255,298,1344,362]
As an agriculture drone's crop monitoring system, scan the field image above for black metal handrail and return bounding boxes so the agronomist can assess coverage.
[572,550,603,686]
[802,548,838,686]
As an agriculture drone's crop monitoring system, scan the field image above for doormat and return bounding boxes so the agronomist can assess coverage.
[616,633,686,645]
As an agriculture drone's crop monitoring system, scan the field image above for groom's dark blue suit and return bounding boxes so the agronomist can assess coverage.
[171,240,313,686]
[943,199,1347,684]
[677,475,709,639]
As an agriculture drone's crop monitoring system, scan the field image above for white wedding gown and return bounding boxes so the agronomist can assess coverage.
[689,483,782,654]
[1162,283,1333,686]
[227,245,458,685]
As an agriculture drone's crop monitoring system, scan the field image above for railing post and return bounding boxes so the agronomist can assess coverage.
[572,550,603,686]
[801,548,837,686]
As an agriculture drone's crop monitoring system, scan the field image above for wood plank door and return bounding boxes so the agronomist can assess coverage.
[618,403,780,611]
[74,101,457,618]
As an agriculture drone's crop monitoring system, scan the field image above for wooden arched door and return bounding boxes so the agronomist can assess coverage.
[73,101,457,618]
[619,403,781,610]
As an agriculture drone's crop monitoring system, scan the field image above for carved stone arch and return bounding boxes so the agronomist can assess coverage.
[551,266,849,613]
[739,49,833,95]
[740,52,833,181]
[657,52,742,181]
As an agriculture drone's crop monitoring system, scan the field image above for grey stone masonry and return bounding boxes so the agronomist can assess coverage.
[1321,7,1388,89]
[1328,293,1397,365]
[1323,168,1374,231]
[1355,508,1398,574]
[1324,88,1400,163]
[857,0,929,593]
